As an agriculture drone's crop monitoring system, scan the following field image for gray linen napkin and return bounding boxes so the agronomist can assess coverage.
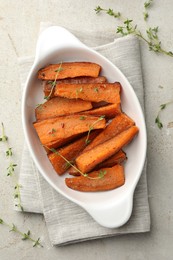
[18,26,150,246]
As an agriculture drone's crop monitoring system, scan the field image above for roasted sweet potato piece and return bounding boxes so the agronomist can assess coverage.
[38,62,101,80]
[83,113,134,153]
[43,76,107,98]
[68,150,126,176]
[54,82,121,104]
[44,133,82,152]
[35,97,92,121]
[33,115,106,147]
[48,131,100,175]
[80,103,121,119]
[65,164,125,192]
[94,149,126,169]
[75,126,139,173]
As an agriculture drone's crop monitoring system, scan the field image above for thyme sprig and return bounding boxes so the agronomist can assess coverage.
[0,123,17,177]
[44,62,63,100]
[94,6,121,18]
[0,218,43,247]
[155,101,173,129]
[94,5,173,57]
[85,115,105,145]
[46,146,107,180]
[0,122,23,211]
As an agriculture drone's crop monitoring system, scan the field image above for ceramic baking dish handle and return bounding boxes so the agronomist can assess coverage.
[34,26,86,64]
[85,192,134,228]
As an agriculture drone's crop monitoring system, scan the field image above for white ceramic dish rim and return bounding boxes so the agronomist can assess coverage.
[22,26,147,228]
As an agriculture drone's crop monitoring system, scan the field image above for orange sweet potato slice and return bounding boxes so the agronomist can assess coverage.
[38,62,101,80]
[54,82,121,104]
[94,149,127,169]
[43,76,107,98]
[44,133,82,152]
[33,114,106,147]
[80,103,121,119]
[75,126,139,173]
[83,113,134,153]
[35,97,92,121]
[65,164,125,192]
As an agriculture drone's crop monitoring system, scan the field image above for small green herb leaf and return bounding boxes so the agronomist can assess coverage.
[168,51,173,55]
[33,238,42,247]
[0,123,8,142]
[160,104,166,110]
[79,116,86,120]
[64,160,74,169]
[55,67,63,73]
[36,103,42,108]
[48,80,53,85]
[85,139,91,145]
[50,148,57,153]
[10,224,17,232]
[7,163,17,176]
[98,170,107,179]
[143,12,149,21]
[6,147,13,157]
[99,115,105,120]
[144,0,153,9]
[155,115,163,129]
[22,230,31,240]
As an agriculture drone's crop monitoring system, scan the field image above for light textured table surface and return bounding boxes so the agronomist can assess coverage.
[0,0,173,259]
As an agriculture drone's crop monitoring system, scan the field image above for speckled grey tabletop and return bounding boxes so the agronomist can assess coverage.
[0,1,173,259]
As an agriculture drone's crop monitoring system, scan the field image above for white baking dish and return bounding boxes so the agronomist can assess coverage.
[22,26,147,228]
